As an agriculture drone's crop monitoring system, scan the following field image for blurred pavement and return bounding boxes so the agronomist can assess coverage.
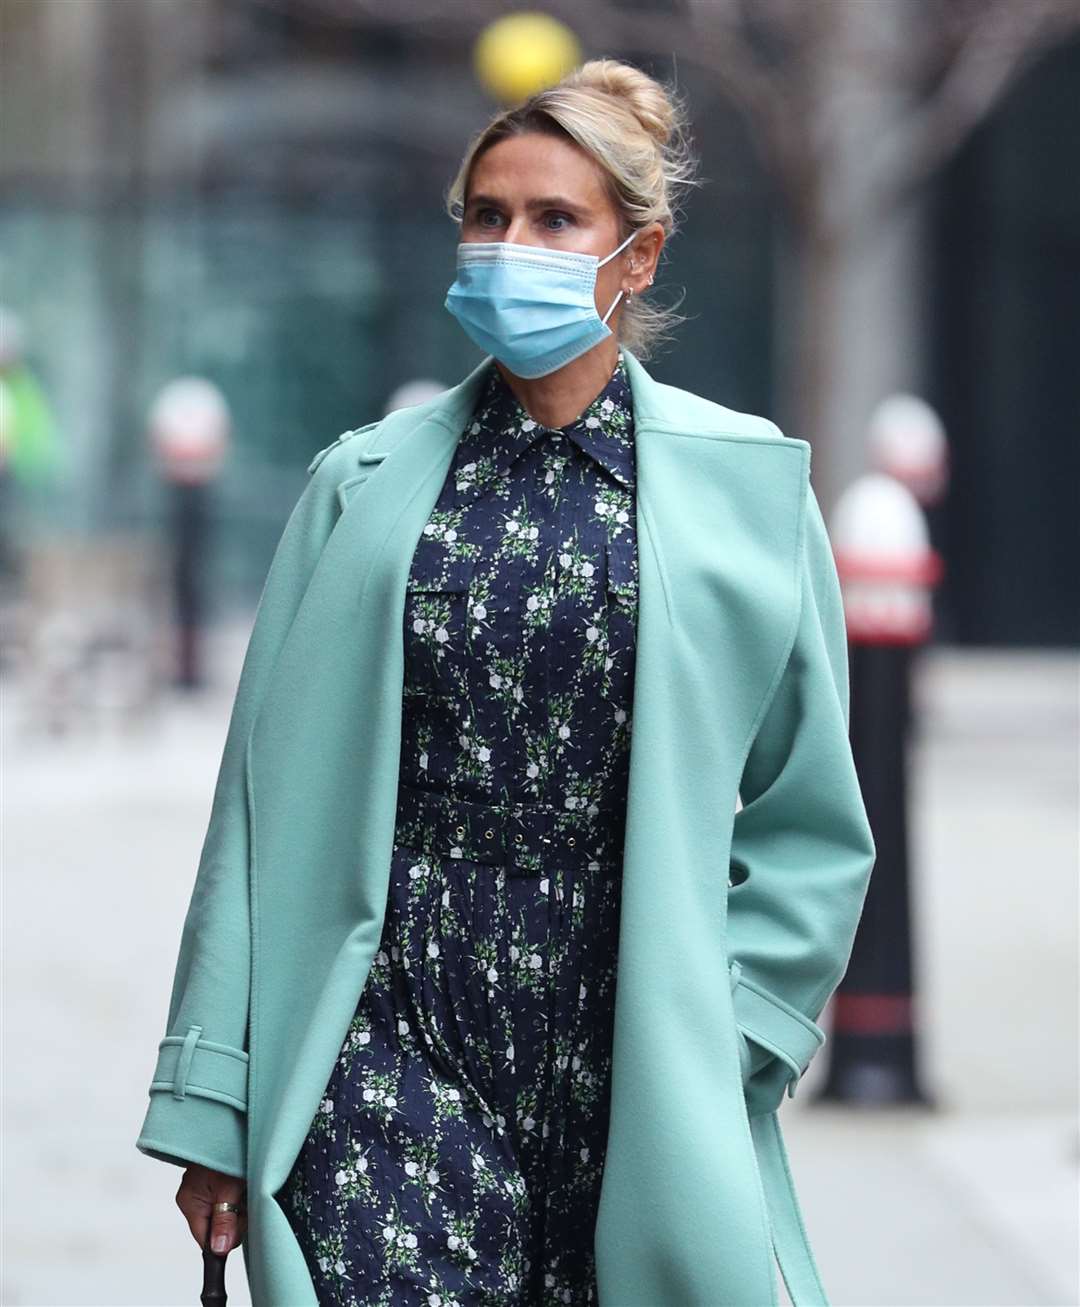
[3,627,1077,1307]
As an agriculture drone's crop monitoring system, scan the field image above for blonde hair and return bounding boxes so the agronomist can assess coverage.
[445,58,702,360]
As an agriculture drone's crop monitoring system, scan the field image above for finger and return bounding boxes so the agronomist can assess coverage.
[208,1177,247,1257]
[176,1175,211,1250]
[208,1207,240,1256]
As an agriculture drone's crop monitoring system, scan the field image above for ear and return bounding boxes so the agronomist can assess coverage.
[629,223,665,293]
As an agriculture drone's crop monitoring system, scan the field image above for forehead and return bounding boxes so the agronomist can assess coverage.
[467,132,611,209]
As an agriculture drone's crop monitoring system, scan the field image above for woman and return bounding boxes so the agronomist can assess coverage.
[137,59,875,1307]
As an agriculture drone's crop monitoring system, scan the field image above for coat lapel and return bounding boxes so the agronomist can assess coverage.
[245,347,809,1224]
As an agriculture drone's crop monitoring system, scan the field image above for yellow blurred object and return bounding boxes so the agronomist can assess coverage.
[474,13,582,105]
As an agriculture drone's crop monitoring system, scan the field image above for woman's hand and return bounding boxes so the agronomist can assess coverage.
[176,1164,248,1256]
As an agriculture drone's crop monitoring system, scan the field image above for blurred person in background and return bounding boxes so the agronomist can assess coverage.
[136,57,874,1307]
[0,306,62,595]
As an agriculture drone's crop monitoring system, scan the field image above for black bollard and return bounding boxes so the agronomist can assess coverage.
[171,479,208,690]
[148,376,230,695]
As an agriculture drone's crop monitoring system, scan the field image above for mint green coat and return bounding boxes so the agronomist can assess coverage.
[136,348,875,1306]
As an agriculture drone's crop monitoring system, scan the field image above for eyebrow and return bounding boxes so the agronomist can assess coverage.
[467,193,590,214]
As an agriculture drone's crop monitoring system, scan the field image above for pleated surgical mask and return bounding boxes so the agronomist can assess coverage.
[444,230,639,379]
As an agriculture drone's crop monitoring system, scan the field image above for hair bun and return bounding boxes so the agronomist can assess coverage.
[569,58,675,148]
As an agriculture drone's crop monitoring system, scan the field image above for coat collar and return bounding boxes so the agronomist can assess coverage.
[317,347,811,644]
[359,346,797,461]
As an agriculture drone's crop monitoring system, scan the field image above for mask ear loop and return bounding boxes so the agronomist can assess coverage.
[598,229,639,325]
[601,289,625,325]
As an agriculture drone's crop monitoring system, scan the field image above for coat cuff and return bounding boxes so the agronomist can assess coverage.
[729,962,826,1112]
[135,1024,248,1178]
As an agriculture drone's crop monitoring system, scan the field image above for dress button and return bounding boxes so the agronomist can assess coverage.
[484,829,494,840]
[514,832,524,844]
[455,824,466,837]
[567,836,576,847]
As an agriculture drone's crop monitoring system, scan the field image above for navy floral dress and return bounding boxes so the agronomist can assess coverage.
[279,351,639,1306]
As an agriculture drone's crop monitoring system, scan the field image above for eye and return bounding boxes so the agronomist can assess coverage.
[476,207,503,228]
[545,212,573,231]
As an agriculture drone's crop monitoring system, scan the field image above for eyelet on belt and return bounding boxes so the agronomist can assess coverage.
[455,824,466,836]
[484,829,494,839]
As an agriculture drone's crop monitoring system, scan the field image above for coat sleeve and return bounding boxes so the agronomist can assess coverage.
[134,435,360,1178]
[726,477,876,1117]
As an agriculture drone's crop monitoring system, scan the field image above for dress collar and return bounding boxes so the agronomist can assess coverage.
[463,351,636,490]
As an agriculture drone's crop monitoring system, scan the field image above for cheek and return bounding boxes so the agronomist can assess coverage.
[595,262,626,306]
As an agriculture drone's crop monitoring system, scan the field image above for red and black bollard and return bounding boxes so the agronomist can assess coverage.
[817,469,943,1105]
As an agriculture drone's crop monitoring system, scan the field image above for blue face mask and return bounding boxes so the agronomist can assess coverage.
[443,230,639,379]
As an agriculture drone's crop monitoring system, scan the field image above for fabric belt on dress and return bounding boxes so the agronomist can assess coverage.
[394,782,624,877]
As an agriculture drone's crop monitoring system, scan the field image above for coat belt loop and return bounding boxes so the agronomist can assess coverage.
[172,1024,203,1101]
[749,1109,830,1306]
